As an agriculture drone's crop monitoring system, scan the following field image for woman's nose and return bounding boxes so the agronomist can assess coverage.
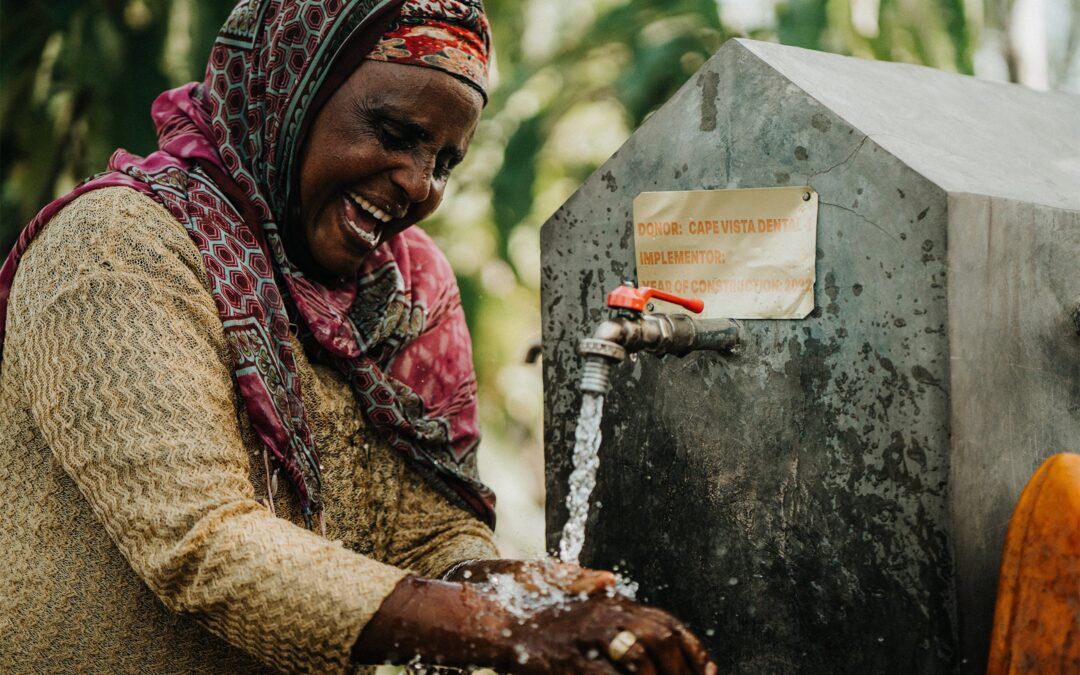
[392,155,434,205]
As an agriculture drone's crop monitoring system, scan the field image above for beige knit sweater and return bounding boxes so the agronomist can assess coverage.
[0,187,498,674]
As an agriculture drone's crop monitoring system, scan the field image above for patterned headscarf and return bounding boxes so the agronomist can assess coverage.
[0,0,496,527]
[368,0,491,100]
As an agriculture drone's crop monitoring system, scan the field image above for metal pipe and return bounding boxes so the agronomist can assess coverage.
[685,318,742,355]
[577,313,742,393]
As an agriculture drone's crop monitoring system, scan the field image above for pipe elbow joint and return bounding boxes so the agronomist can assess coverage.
[591,319,626,344]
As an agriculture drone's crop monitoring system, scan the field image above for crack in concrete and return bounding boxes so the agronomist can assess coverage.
[808,133,871,181]
[819,199,900,243]
[807,134,899,242]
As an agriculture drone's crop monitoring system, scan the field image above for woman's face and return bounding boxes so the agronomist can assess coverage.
[294,59,483,280]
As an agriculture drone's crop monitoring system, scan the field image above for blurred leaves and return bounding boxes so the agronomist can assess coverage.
[777,0,831,50]
[0,0,232,251]
[491,112,542,263]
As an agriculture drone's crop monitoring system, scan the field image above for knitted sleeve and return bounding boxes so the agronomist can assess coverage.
[9,187,407,674]
[385,466,500,578]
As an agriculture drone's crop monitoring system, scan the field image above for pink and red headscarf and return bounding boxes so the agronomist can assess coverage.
[0,0,496,526]
[369,0,491,99]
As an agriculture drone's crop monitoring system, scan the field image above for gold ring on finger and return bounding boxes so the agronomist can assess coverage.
[607,629,638,662]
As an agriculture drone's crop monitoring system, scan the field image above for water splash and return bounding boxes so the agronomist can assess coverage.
[608,572,639,600]
[472,559,639,624]
[558,392,606,565]
[479,569,577,620]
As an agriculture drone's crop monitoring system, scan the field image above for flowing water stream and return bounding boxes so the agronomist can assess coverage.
[558,391,606,566]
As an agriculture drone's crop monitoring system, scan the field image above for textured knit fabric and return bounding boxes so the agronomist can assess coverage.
[0,187,498,674]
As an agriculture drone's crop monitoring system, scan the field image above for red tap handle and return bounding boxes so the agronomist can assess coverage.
[606,285,705,314]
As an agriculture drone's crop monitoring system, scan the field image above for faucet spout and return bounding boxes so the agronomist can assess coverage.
[577,322,628,395]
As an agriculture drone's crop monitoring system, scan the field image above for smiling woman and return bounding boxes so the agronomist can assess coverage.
[294,60,483,280]
[0,0,714,673]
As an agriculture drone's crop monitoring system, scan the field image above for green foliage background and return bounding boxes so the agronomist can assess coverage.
[2,0,1077,554]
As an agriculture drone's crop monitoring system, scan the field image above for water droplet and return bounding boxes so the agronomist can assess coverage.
[514,644,530,664]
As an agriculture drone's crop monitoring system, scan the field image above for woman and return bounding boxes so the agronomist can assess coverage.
[0,1,715,673]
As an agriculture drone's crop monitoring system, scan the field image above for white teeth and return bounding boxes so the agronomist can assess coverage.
[347,190,393,223]
[344,215,380,246]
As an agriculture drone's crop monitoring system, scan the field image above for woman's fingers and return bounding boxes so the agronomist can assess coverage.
[609,606,715,675]
[610,640,658,675]
[538,561,616,596]
[670,621,716,674]
[504,588,713,674]
[566,567,617,595]
[644,609,714,674]
[631,620,694,675]
[506,560,615,597]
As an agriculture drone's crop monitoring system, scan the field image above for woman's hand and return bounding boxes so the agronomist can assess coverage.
[506,594,717,675]
[443,558,617,598]
[352,575,717,674]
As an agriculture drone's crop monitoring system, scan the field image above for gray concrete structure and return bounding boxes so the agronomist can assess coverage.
[540,39,1080,673]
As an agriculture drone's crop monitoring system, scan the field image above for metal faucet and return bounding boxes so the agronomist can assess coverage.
[579,282,742,395]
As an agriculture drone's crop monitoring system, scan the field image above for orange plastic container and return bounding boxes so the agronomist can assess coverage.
[987,453,1080,674]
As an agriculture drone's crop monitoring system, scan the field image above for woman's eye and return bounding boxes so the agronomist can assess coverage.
[434,159,453,180]
[434,150,463,181]
[377,122,415,151]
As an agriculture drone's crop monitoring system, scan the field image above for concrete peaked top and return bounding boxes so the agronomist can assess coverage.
[731,39,1080,211]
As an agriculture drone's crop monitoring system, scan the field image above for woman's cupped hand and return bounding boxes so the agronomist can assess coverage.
[353,559,717,674]
[488,591,717,674]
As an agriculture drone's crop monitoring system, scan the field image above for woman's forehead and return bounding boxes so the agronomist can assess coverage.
[341,60,483,123]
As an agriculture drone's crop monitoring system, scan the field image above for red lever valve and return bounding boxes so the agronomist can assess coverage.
[606,285,705,314]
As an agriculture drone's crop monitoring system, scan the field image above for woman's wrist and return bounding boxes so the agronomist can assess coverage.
[440,558,481,581]
[351,575,511,669]
[440,558,517,583]
[443,558,618,598]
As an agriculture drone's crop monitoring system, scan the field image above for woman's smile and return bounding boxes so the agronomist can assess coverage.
[340,190,388,249]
